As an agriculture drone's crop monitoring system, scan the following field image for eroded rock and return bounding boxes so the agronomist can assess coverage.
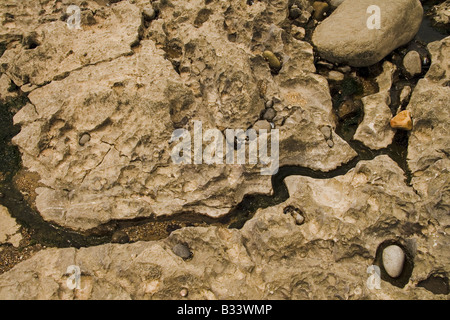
[0,156,445,299]
[0,205,22,247]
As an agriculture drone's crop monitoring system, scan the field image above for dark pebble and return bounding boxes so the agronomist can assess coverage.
[263,107,276,121]
[289,5,302,19]
[172,243,192,259]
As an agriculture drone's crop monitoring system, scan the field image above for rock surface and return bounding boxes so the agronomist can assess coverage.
[405,37,450,295]
[0,205,22,247]
[312,0,423,67]
[0,156,447,299]
[8,0,357,231]
[354,62,396,149]
[430,0,450,29]
[0,0,449,300]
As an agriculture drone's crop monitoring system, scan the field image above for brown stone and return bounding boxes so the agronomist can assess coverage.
[390,110,413,131]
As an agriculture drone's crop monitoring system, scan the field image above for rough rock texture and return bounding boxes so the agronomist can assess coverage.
[406,37,450,279]
[0,1,449,300]
[407,37,450,193]
[312,0,423,67]
[0,1,141,87]
[0,156,447,299]
[354,61,396,149]
[430,0,450,29]
[8,0,356,231]
[0,205,22,247]
[0,74,18,101]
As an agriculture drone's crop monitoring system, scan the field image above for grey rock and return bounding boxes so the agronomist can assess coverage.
[172,243,191,259]
[180,288,189,297]
[263,108,276,121]
[253,120,272,131]
[327,139,334,148]
[320,126,332,139]
[327,71,345,82]
[294,213,305,225]
[78,133,91,146]
[312,0,423,67]
[382,245,405,278]
[400,85,412,105]
[265,99,274,109]
[403,51,422,77]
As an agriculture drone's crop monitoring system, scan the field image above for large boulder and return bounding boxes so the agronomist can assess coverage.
[312,0,423,67]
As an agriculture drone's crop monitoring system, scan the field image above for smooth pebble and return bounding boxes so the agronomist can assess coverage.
[382,245,405,278]
[327,139,334,148]
[320,126,332,139]
[172,243,191,259]
[263,108,276,121]
[79,133,91,146]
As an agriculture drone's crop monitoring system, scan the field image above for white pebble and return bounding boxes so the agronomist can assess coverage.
[382,245,405,278]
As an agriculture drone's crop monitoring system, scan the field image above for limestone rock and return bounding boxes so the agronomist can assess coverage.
[1,156,444,300]
[291,25,306,40]
[407,37,450,184]
[429,0,450,28]
[0,1,142,87]
[327,71,345,82]
[312,0,423,67]
[354,93,395,150]
[400,86,412,105]
[0,74,18,101]
[0,205,22,247]
[9,0,358,231]
[354,61,396,149]
[406,37,450,284]
[253,120,272,131]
